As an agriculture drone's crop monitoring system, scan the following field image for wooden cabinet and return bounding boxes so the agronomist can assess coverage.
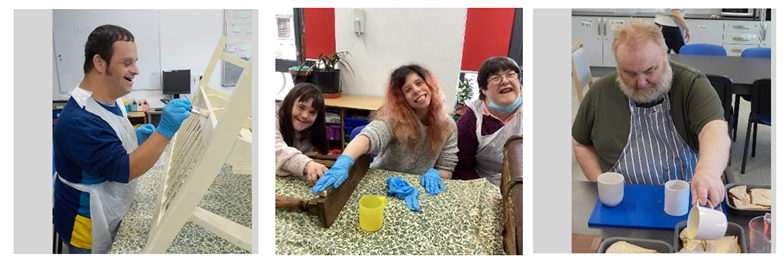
[323,95,384,153]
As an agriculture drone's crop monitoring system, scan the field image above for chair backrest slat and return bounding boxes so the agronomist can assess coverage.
[751,78,772,120]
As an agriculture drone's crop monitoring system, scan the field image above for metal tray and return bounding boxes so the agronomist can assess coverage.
[598,237,673,253]
[673,220,747,253]
[725,183,772,216]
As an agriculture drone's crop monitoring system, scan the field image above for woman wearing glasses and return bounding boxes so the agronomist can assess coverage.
[311,64,458,200]
[454,57,523,186]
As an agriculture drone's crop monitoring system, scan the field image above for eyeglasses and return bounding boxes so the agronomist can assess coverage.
[488,72,519,85]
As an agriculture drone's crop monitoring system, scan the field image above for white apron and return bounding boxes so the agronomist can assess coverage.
[609,94,698,185]
[55,87,139,254]
[468,98,523,186]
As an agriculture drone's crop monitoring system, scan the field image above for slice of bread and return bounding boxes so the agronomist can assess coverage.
[705,236,740,253]
[733,198,770,210]
[606,241,658,253]
[728,185,750,203]
[750,188,772,207]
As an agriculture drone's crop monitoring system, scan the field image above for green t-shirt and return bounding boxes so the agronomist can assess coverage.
[572,60,725,172]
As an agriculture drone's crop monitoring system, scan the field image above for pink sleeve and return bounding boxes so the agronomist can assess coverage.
[275,112,312,177]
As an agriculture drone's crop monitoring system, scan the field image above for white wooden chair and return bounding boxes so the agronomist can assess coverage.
[143,36,253,253]
[572,39,594,104]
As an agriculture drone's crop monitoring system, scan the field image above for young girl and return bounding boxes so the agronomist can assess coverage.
[312,64,458,196]
[275,83,330,184]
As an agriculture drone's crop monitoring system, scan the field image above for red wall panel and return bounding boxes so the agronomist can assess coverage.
[303,8,336,60]
[461,8,515,71]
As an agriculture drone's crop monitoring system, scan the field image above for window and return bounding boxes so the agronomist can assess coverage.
[274,8,304,98]
[274,8,303,72]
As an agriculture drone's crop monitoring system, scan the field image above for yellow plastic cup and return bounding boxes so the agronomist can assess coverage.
[359,195,387,232]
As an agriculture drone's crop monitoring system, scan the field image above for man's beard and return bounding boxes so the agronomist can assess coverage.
[616,62,673,104]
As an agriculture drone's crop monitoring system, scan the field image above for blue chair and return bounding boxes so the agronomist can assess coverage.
[735,47,772,141]
[741,78,771,174]
[350,125,375,162]
[679,44,727,56]
[741,47,771,58]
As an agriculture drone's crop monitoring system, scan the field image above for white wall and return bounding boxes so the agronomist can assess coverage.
[334,8,467,111]
[52,9,238,109]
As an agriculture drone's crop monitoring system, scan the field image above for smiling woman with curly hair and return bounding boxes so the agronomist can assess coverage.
[311,64,458,197]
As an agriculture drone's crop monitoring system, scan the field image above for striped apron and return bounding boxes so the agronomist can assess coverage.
[609,94,699,185]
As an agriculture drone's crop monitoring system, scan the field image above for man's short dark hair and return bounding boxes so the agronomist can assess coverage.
[477,56,521,100]
[83,24,135,74]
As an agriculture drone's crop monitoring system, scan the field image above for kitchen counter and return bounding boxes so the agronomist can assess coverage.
[571,10,762,21]
[275,168,505,255]
[109,146,252,254]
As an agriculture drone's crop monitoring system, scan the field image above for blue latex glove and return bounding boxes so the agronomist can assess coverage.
[387,177,420,211]
[312,155,355,193]
[420,168,446,196]
[135,124,155,146]
[157,99,192,140]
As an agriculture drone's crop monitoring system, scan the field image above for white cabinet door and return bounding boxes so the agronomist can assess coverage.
[724,43,758,57]
[723,21,761,33]
[603,17,653,67]
[685,19,724,45]
[760,21,771,47]
[572,16,604,67]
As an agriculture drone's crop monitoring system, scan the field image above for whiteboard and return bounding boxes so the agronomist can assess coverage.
[53,10,162,93]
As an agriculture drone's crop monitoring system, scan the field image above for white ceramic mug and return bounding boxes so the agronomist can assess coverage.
[664,180,690,216]
[686,205,728,240]
[597,172,624,207]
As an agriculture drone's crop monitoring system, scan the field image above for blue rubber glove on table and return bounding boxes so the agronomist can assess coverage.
[420,168,446,195]
[312,155,355,193]
[135,124,155,146]
[157,99,192,140]
[387,177,420,211]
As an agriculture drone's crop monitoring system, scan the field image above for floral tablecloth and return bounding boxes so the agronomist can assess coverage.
[275,168,504,255]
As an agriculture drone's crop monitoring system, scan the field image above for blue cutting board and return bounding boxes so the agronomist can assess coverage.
[588,184,727,230]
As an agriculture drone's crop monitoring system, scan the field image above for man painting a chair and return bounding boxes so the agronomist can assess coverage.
[572,20,730,208]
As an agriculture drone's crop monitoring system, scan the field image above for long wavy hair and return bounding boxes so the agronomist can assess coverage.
[375,64,452,157]
[278,83,328,155]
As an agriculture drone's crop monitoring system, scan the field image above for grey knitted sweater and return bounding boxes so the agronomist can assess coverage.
[359,118,458,176]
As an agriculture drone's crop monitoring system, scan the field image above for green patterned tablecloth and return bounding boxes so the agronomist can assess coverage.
[275,168,504,255]
[109,146,252,254]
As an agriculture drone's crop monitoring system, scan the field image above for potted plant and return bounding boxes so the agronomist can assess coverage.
[288,62,313,85]
[312,51,355,98]
[454,77,474,119]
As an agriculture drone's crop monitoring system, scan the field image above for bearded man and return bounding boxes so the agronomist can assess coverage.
[572,19,730,208]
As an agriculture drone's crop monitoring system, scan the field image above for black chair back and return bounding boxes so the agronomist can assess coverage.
[705,74,734,122]
[751,78,772,120]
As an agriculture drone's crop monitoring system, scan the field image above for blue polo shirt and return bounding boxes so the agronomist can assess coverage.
[53,96,131,250]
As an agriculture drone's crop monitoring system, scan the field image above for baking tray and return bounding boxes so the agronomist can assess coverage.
[725,183,772,216]
[673,220,747,253]
[598,237,673,253]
